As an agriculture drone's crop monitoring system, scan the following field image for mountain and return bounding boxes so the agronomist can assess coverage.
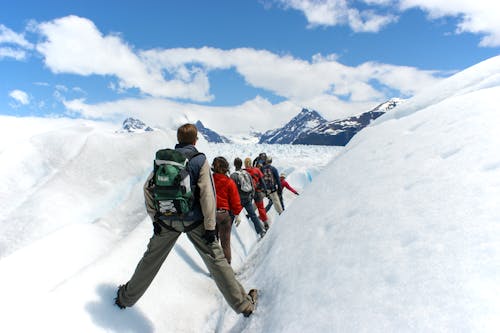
[259,108,327,144]
[195,120,231,143]
[119,117,153,133]
[259,99,402,146]
[294,98,402,146]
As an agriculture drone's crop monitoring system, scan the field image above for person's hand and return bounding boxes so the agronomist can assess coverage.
[203,229,217,244]
[234,215,241,227]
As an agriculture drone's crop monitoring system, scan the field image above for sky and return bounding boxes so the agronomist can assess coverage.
[0,55,499,332]
[0,0,499,131]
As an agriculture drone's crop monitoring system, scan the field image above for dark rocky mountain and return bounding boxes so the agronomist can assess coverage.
[259,98,402,146]
[259,108,327,144]
[119,117,153,133]
[195,120,231,143]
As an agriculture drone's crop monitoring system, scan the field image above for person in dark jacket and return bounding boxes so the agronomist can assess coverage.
[115,123,257,317]
[261,156,283,215]
[244,157,270,230]
[212,156,243,265]
[231,157,266,238]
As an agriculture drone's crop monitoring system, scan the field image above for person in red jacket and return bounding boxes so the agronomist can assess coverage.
[278,173,299,210]
[280,173,299,195]
[244,157,270,230]
[212,156,243,265]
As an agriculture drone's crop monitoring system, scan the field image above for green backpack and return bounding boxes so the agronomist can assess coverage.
[152,149,203,217]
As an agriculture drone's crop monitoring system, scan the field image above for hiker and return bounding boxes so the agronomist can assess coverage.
[280,173,299,196]
[212,156,243,265]
[266,172,299,212]
[244,157,270,230]
[115,123,257,317]
[279,173,299,210]
[230,157,266,238]
[252,152,267,169]
[261,156,283,215]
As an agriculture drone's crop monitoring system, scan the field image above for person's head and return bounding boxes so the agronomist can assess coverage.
[234,157,242,170]
[280,173,286,179]
[244,157,252,168]
[212,156,229,174]
[265,156,272,165]
[177,123,198,145]
[258,152,267,161]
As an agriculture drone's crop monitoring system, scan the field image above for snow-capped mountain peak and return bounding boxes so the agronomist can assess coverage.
[260,99,403,146]
[195,120,231,143]
[119,117,153,133]
[259,108,327,144]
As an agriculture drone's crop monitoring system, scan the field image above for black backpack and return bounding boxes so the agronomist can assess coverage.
[262,165,276,191]
[152,149,203,217]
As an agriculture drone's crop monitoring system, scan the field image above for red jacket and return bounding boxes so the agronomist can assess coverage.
[213,173,243,215]
[281,178,299,195]
[244,167,266,192]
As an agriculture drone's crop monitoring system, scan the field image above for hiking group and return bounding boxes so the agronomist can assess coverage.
[115,123,298,318]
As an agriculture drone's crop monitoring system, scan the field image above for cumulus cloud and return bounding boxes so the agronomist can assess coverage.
[274,0,500,47]
[141,46,442,104]
[35,15,213,102]
[32,15,443,113]
[9,89,30,106]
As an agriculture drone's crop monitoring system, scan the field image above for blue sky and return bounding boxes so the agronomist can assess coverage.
[1,0,499,126]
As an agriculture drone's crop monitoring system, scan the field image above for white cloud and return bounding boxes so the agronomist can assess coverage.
[275,0,397,32]
[0,24,33,60]
[0,24,33,48]
[35,15,213,102]
[274,0,500,47]
[399,0,500,47]
[0,47,26,60]
[142,47,442,104]
[9,89,30,106]
[32,15,445,123]
[33,16,443,111]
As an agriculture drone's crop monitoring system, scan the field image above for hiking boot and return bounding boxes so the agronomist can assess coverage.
[115,285,126,309]
[263,221,270,231]
[259,230,266,239]
[242,289,258,317]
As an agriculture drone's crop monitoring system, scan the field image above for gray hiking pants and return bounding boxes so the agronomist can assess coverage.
[117,220,254,314]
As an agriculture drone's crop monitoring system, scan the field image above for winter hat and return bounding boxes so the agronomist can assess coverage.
[280,173,286,178]
[266,156,272,164]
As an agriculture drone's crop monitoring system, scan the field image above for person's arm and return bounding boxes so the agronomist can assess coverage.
[198,159,217,231]
[143,171,157,221]
[283,179,299,195]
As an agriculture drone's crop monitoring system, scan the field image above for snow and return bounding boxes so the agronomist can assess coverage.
[1,55,499,332]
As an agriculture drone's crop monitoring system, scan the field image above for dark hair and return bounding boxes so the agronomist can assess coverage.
[212,156,229,174]
[177,123,198,144]
[234,157,242,169]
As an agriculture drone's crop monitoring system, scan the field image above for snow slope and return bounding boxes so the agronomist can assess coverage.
[1,55,499,332]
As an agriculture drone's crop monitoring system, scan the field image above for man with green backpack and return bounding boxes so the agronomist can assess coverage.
[115,123,257,317]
